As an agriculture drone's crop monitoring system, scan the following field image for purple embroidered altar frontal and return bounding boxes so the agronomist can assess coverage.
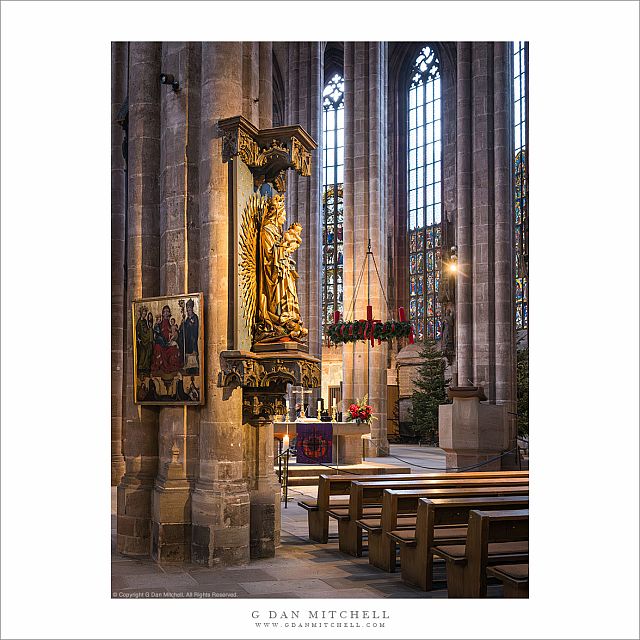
[296,423,333,464]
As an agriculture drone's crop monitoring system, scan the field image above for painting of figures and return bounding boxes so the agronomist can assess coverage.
[132,293,204,405]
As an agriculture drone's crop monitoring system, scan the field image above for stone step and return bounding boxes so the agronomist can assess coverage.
[274,462,413,486]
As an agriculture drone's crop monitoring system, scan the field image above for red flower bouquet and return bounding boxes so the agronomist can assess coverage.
[346,395,377,425]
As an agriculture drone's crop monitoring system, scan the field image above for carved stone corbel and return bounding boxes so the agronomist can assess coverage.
[219,349,321,420]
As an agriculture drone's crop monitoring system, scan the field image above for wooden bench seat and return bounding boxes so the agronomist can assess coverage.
[432,509,529,597]
[395,496,529,591]
[304,470,528,543]
[358,515,417,532]
[486,563,529,598]
[388,525,468,546]
[298,497,350,511]
[326,506,381,520]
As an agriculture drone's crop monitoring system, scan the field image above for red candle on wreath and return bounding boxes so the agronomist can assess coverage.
[366,305,375,347]
[333,310,340,325]
[399,306,406,322]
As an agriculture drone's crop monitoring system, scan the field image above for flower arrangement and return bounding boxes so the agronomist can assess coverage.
[346,394,377,425]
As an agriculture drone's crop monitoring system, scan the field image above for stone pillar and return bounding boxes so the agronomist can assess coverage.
[470,42,494,398]
[455,42,473,388]
[283,42,323,363]
[242,42,259,126]
[117,42,161,556]
[342,42,389,455]
[244,408,281,558]
[258,42,273,130]
[445,42,517,468]
[111,42,127,486]
[493,42,517,448]
[151,41,198,564]
[191,42,250,567]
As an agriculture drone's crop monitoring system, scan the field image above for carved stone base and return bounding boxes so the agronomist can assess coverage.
[438,387,508,472]
[117,482,153,557]
[151,477,191,564]
[190,485,250,567]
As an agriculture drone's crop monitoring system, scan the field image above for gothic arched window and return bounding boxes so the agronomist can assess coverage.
[407,45,442,341]
[514,41,528,331]
[322,73,345,332]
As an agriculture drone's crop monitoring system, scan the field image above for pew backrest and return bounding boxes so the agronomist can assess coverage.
[350,478,529,521]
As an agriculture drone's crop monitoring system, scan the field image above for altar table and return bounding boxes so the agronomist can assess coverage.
[273,421,371,465]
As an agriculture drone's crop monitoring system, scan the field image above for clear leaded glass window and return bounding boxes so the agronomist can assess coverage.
[514,41,528,330]
[408,45,442,341]
[322,73,345,332]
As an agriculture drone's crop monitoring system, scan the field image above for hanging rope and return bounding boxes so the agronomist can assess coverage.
[345,239,394,321]
[329,237,414,347]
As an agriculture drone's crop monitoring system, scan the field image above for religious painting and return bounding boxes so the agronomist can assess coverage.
[132,293,204,405]
[296,423,333,464]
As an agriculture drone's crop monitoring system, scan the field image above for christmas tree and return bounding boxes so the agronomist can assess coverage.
[516,347,529,439]
[409,338,450,444]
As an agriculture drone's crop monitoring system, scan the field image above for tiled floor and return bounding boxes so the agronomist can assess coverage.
[112,446,503,599]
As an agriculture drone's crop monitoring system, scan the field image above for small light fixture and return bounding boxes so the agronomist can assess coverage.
[448,245,458,273]
[159,73,180,92]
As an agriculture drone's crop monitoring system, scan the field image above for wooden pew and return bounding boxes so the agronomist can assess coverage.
[299,470,528,543]
[390,496,529,590]
[364,488,529,571]
[432,509,529,597]
[486,563,529,598]
[337,478,529,556]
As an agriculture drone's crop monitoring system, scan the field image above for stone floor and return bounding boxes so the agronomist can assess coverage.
[112,445,502,599]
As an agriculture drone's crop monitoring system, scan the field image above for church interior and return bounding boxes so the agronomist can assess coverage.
[2,1,638,636]
[110,40,530,598]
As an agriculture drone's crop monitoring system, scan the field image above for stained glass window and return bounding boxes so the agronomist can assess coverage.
[514,41,528,330]
[322,73,345,332]
[408,45,442,341]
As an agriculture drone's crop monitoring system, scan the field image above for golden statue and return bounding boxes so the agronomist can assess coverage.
[239,191,308,346]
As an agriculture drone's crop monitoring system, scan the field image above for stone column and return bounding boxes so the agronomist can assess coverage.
[244,407,281,558]
[151,42,199,564]
[446,42,515,467]
[284,42,323,364]
[470,42,495,398]
[455,42,473,388]
[342,42,389,455]
[259,42,273,130]
[242,42,259,126]
[191,42,250,567]
[111,42,127,486]
[117,42,161,556]
[493,42,517,448]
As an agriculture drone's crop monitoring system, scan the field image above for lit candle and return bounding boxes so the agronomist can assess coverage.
[283,434,290,449]
[332,398,337,410]
[317,399,322,416]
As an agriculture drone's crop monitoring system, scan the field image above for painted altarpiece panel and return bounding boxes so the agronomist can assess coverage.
[132,293,204,405]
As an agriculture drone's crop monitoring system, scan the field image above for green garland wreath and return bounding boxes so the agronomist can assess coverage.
[327,320,413,345]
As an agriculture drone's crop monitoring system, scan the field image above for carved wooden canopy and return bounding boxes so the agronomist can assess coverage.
[218,116,317,192]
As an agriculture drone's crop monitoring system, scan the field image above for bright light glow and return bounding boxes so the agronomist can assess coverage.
[448,262,457,273]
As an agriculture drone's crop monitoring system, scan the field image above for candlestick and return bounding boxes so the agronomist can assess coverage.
[332,397,337,409]
[317,399,322,417]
